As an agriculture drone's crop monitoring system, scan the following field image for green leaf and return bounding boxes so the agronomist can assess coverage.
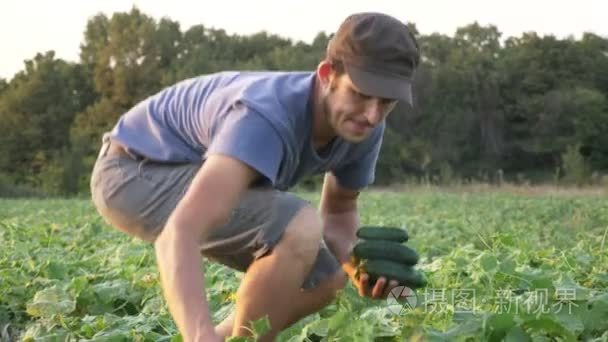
[517,267,554,292]
[79,323,95,339]
[479,253,498,273]
[504,326,530,342]
[251,316,271,336]
[499,258,516,275]
[584,293,608,333]
[327,311,350,333]
[423,328,450,342]
[43,260,68,280]
[497,234,516,247]
[88,329,131,341]
[453,256,469,269]
[26,285,75,318]
[141,296,164,314]
[226,337,251,342]
[70,275,89,295]
[575,252,593,268]
[445,318,483,338]
[0,304,10,323]
[523,316,576,342]
[303,317,329,337]
[170,335,183,342]
[553,275,592,300]
[484,313,516,340]
[92,279,136,304]
[21,323,71,341]
[554,304,585,336]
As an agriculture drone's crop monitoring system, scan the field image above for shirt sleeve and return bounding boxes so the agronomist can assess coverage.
[204,104,284,185]
[331,125,384,190]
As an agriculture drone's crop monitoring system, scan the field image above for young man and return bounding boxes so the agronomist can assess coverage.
[90,12,420,341]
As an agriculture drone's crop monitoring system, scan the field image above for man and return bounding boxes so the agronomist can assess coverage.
[90,11,420,341]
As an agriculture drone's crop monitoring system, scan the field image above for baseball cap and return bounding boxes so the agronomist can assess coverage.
[327,12,420,104]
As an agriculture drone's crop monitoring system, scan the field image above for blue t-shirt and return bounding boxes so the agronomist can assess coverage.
[106,71,384,191]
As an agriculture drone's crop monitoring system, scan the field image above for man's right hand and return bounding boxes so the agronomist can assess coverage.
[154,154,259,341]
[343,260,401,299]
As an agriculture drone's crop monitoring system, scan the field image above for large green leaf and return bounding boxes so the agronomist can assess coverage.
[26,286,75,318]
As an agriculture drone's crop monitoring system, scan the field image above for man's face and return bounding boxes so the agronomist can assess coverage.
[322,72,397,143]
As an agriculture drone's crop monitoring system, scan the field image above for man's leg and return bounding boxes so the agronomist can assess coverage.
[215,270,347,338]
[221,206,340,341]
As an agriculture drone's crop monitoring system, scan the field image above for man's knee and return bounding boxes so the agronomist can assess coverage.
[314,270,348,305]
[330,271,348,294]
[276,206,323,262]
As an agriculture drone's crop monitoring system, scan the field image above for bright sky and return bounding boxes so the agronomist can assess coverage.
[1,0,606,80]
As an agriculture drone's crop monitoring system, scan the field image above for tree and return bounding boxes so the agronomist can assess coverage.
[0,78,7,95]
[0,51,94,184]
[4,8,608,192]
[499,33,608,174]
[72,7,181,161]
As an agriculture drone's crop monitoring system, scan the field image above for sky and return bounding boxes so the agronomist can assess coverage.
[1,0,606,80]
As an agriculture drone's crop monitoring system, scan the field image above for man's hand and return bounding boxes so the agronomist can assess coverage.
[318,173,408,300]
[154,154,259,341]
[342,260,401,299]
[355,274,401,299]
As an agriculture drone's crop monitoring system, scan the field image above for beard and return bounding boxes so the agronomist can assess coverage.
[321,88,364,143]
[318,79,370,144]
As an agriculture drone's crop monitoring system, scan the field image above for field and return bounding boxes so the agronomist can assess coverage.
[1,189,608,341]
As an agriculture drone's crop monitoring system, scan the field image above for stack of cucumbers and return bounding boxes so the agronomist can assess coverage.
[352,226,427,289]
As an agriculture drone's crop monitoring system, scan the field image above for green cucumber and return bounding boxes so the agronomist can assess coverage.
[356,226,409,242]
[360,259,427,288]
[353,240,419,265]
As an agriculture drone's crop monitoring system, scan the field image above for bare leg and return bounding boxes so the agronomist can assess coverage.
[215,271,347,338]
[226,206,337,341]
[214,311,235,338]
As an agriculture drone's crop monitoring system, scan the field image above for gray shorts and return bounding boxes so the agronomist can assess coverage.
[90,137,341,289]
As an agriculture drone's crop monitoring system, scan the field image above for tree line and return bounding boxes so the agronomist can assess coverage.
[1,7,607,196]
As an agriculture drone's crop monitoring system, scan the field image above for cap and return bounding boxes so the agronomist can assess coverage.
[327,12,420,104]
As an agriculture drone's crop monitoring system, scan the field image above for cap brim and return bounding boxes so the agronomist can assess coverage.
[345,64,413,105]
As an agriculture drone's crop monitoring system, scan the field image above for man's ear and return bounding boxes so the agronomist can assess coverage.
[316,60,333,87]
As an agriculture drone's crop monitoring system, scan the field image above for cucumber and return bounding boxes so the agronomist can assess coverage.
[356,226,409,242]
[353,240,419,265]
[360,259,427,288]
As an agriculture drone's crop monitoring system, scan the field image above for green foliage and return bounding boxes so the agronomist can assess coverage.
[0,51,94,185]
[70,98,125,160]
[2,192,608,340]
[0,78,7,95]
[0,172,46,198]
[561,144,592,186]
[33,146,87,196]
[439,162,456,186]
[226,316,272,342]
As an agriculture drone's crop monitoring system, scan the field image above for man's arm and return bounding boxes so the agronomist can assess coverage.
[319,172,360,276]
[154,154,259,341]
[320,172,399,299]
